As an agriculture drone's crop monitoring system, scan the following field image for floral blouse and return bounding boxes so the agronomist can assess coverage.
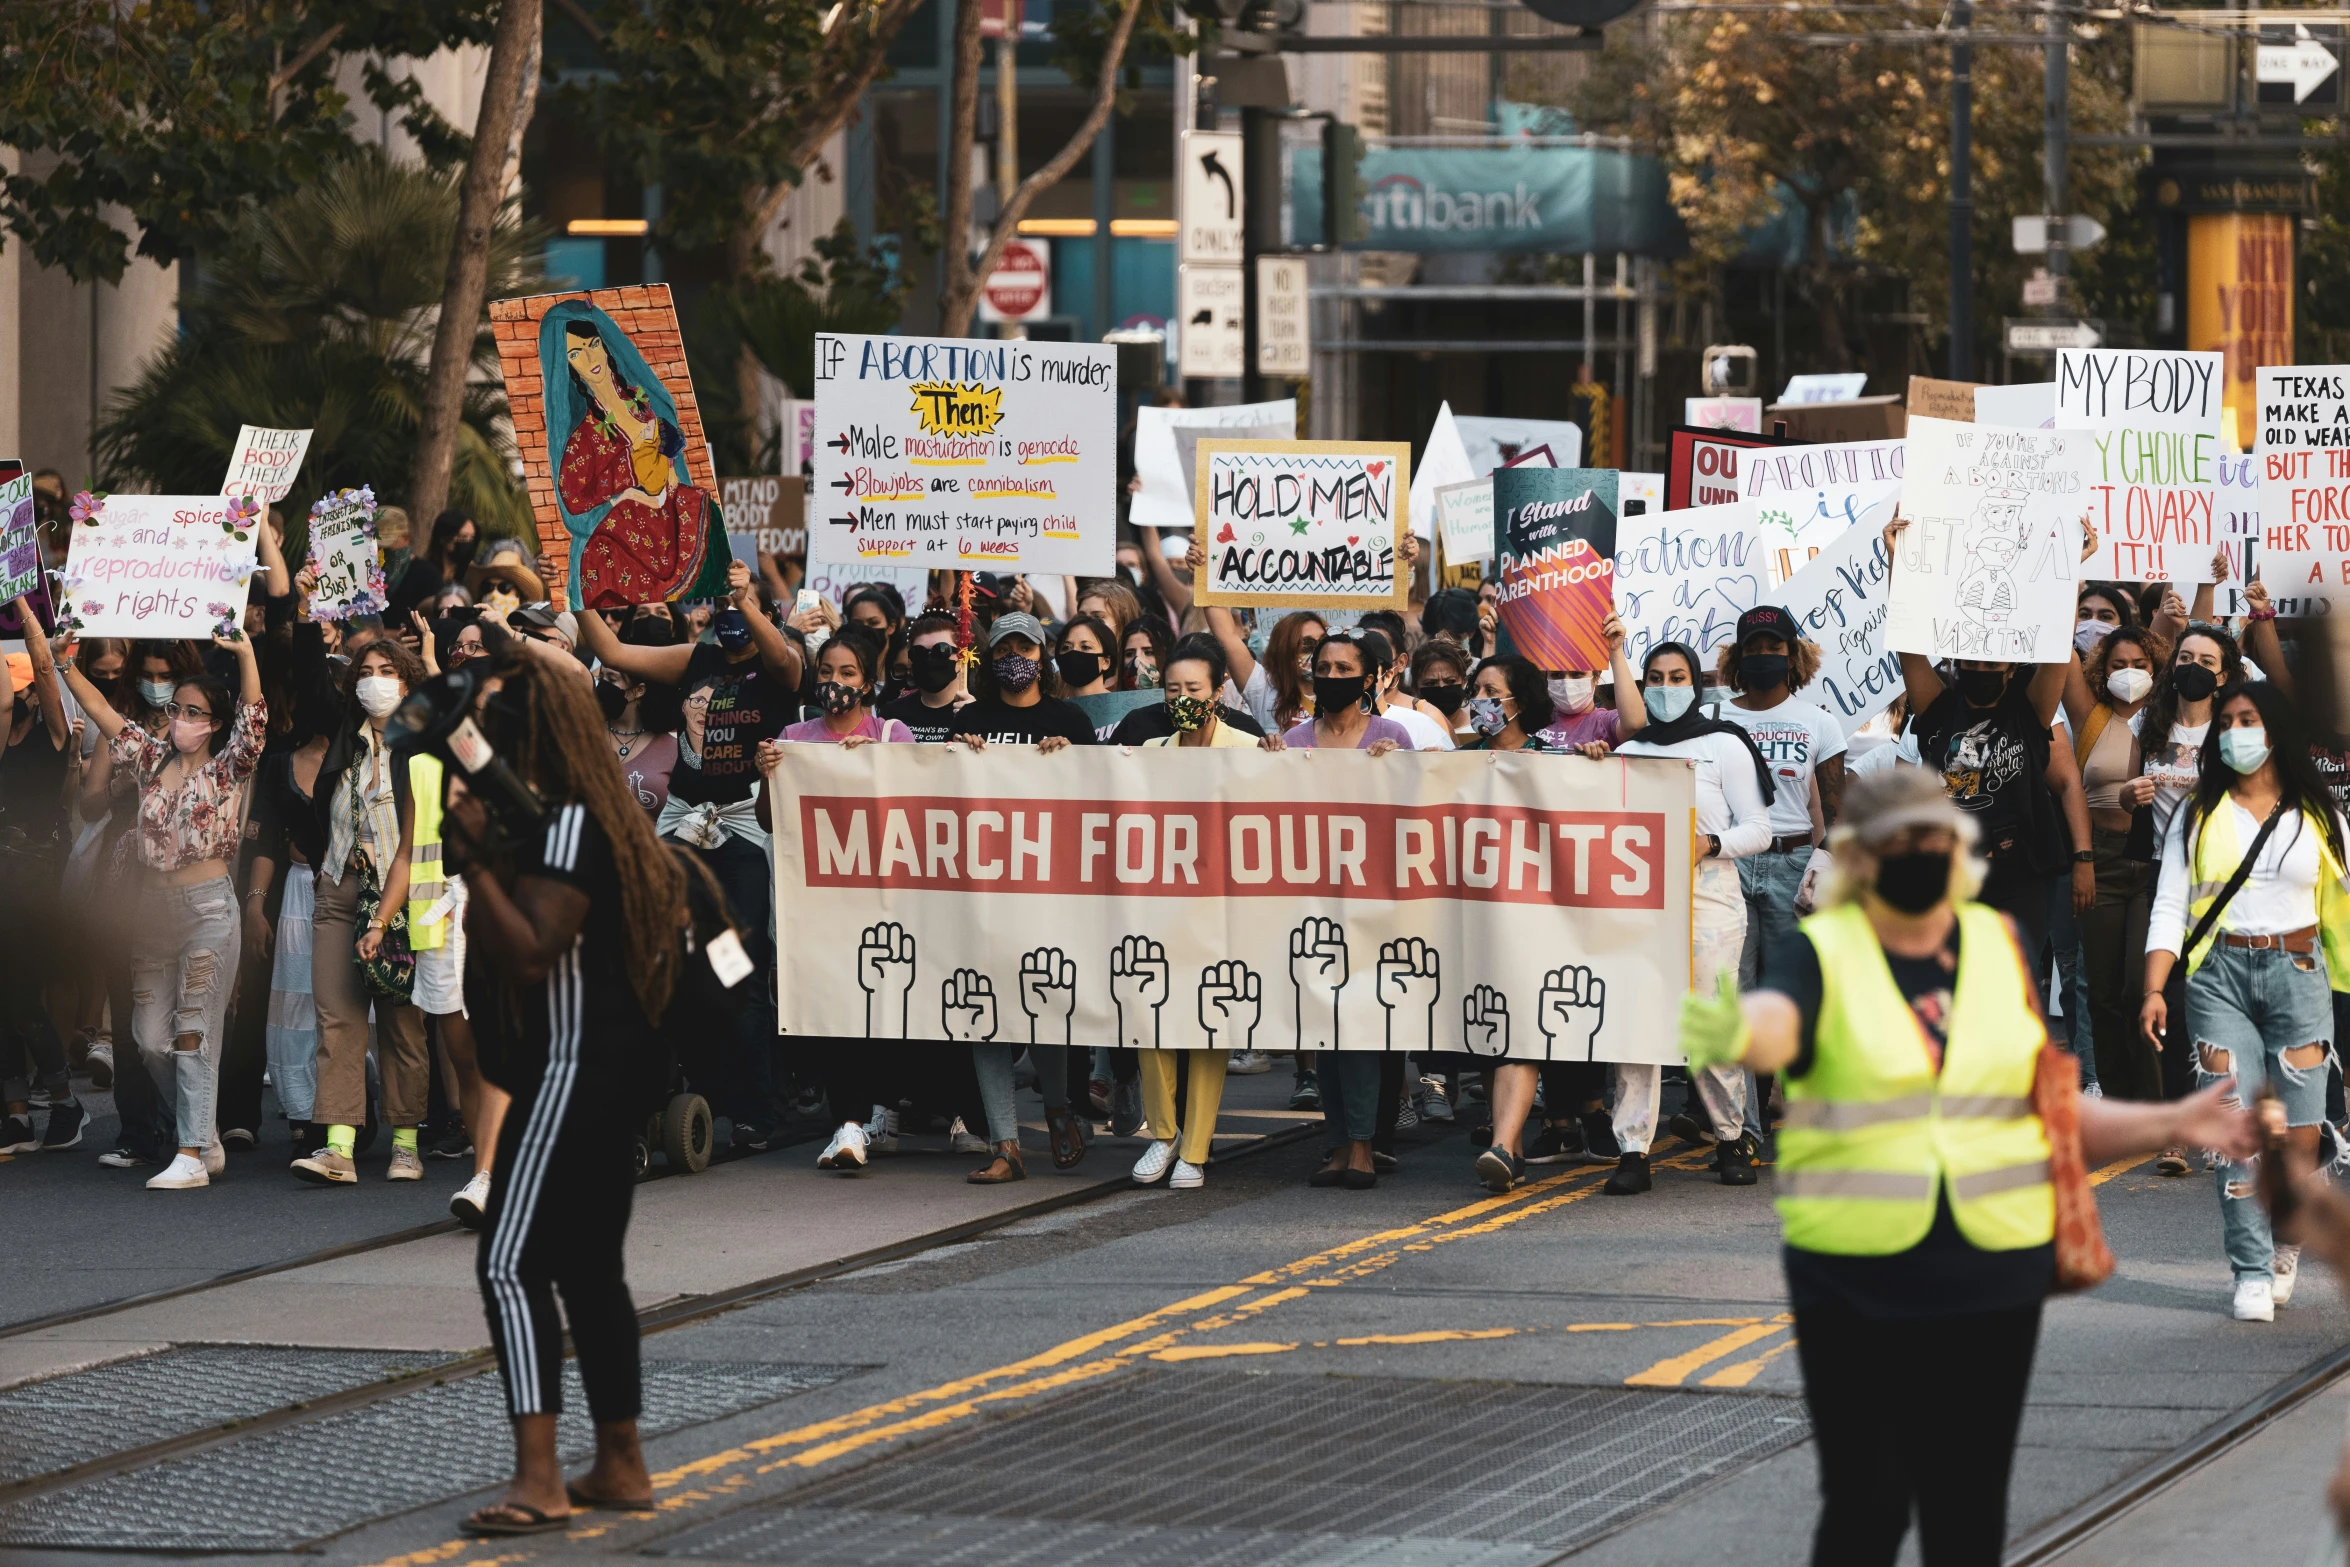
[110,698,266,873]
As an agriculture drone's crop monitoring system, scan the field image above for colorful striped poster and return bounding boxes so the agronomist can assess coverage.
[1494,467,1618,671]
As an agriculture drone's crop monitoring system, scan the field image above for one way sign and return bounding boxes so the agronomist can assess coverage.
[1180,131,1245,265]
[2258,23,2342,108]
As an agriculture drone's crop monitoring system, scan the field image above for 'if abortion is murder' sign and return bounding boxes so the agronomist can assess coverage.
[1495,467,1618,671]
[2057,349,2223,583]
[60,493,260,639]
[1194,440,1411,610]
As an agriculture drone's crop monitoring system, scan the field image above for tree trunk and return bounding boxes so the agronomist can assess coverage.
[409,0,543,528]
[937,0,987,336]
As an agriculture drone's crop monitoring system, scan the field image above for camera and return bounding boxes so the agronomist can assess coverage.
[383,663,546,847]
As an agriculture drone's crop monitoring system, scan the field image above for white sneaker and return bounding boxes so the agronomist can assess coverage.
[862,1104,899,1156]
[2082,1082,2105,1099]
[145,1152,210,1190]
[948,1116,989,1155]
[85,1041,114,1091]
[1132,1138,1178,1185]
[2274,1245,2302,1306]
[1170,1158,1206,1189]
[2233,1278,2276,1322]
[1226,1051,1273,1075]
[817,1121,869,1171]
[202,1141,226,1176]
[450,1170,492,1228]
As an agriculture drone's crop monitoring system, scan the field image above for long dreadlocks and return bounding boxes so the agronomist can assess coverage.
[495,647,687,1023]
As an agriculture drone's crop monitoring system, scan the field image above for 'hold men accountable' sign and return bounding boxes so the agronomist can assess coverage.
[1194,440,1411,610]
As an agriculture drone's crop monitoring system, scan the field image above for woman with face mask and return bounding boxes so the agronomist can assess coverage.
[1410,643,1471,737]
[1272,635,1413,756]
[1536,613,1649,755]
[1457,655,1560,755]
[1681,765,2253,1565]
[877,613,978,743]
[1120,617,1169,693]
[1051,615,1118,700]
[946,613,1099,754]
[595,620,685,816]
[59,630,265,1190]
[777,627,914,748]
[2143,681,2350,1323]
[1609,642,1776,1194]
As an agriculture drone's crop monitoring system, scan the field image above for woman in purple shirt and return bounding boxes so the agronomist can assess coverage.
[1273,634,1413,755]
[778,627,914,748]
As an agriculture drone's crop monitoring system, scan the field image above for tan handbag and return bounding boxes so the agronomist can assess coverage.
[2035,1043,2115,1293]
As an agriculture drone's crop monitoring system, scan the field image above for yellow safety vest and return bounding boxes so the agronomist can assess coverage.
[1776,901,2053,1256]
[2180,803,2350,992]
[406,753,447,952]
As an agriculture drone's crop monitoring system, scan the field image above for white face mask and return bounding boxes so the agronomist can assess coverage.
[1552,675,1595,714]
[354,675,404,719]
[2105,667,2153,704]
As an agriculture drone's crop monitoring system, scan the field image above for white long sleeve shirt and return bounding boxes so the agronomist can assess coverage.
[1617,730,1774,860]
[2148,799,2345,957]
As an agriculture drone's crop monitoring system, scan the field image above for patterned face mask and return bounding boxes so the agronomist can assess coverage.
[993,653,1040,693]
[816,680,863,716]
[1166,693,1216,732]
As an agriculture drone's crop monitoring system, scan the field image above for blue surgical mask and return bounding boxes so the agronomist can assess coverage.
[712,609,753,651]
[1644,684,1696,723]
[138,679,177,709]
[2219,726,2270,774]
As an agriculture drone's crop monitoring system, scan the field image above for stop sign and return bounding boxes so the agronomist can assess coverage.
[980,240,1051,322]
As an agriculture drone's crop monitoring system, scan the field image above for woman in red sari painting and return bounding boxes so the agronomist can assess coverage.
[556,318,713,608]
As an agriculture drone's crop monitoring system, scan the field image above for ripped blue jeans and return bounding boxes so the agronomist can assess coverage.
[129,876,241,1152]
[2187,941,2332,1283]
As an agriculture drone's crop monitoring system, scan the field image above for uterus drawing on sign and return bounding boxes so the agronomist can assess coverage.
[1951,488,2032,630]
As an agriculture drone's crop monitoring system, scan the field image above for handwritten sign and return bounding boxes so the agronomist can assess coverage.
[2215,451,2261,617]
[1907,376,1985,422]
[0,474,35,602]
[59,493,259,639]
[1494,466,1617,670]
[719,475,807,560]
[1781,497,1903,739]
[1740,438,1906,586]
[811,333,1117,574]
[1434,478,1492,564]
[304,487,384,621]
[1886,416,2088,665]
[1194,440,1409,610]
[805,559,927,612]
[2057,349,2224,583]
[2254,366,2350,611]
[221,426,313,503]
[1134,400,1296,531]
[1616,499,1765,667]
[1666,424,1792,511]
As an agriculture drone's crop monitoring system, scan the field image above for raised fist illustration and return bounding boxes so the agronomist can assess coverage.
[1376,937,1441,1053]
[1462,984,1510,1059]
[1197,960,1262,1051]
[1019,946,1077,1046]
[1288,917,1349,1052]
[1110,935,1169,1050]
[941,968,999,1042]
[1537,964,1607,1062]
[857,921,916,1039]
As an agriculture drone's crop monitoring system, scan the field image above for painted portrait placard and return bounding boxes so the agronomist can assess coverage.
[490,284,732,611]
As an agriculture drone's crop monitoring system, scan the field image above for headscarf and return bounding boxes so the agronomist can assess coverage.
[1634,640,1776,807]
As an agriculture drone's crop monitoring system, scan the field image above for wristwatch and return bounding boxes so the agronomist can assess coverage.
[2072,849,2095,864]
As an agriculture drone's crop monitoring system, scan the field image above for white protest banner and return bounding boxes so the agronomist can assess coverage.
[1133,399,1295,531]
[220,426,313,503]
[811,333,1117,574]
[1615,499,1766,667]
[1740,439,1906,586]
[1453,415,1582,476]
[1434,478,1492,564]
[1886,416,2089,665]
[58,492,259,639]
[1780,496,1903,739]
[2254,366,2350,611]
[1194,440,1410,611]
[2057,349,2224,582]
[770,743,1695,1065]
[304,487,385,621]
[0,474,35,602]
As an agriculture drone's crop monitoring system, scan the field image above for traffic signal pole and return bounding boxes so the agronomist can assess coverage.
[1241,105,1280,402]
[2044,0,2070,307]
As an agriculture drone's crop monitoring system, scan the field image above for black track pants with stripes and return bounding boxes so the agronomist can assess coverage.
[475,1036,642,1423]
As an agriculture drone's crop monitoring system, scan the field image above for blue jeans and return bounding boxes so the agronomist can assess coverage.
[2188,942,2332,1282]
[129,876,241,1151]
[1736,846,1808,1143]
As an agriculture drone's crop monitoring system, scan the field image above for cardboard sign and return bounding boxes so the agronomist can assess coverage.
[1665,424,1795,511]
[1194,440,1410,610]
[0,474,35,603]
[1133,399,1296,531]
[1615,499,1765,667]
[718,475,807,559]
[810,333,1118,576]
[221,426,313,503]
[1779,496,1904,739]
[1494,466,1618,671]
[1908,376,1986,422]
[58,493,259,639]
[1886,416,2090,665]
[2253,365,2350,610]
[2057,349,2226,583]
[303,487,385,621]
[1765,396,1907,444]
[1434,477,1493,564]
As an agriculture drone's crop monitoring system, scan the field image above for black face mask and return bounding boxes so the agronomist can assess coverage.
[1420,682,1467,717]
[2170,661,2219,702]
[1054,650,1104,689]
[594,680,628,722]
[1957,667,2008,706]
[445,535,478,572]
[1874,850,1951,915]
[1741,653,1790,691]
[909,644,961,694]
[1314,674,1368,717]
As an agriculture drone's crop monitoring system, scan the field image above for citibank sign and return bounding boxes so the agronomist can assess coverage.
[1365,174,1543,237]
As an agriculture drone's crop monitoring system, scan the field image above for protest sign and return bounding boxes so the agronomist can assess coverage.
[1408,403,1476,541]
[1907,376,1985,422]
[1194,440,1410,611]
[2215,451,2260,617]
[770,742,1696,1065]
[1767,397,1906,444]
[1665,424,1795,511]
[1782,372,1869,405]
[0,474,35,603]
[1780,496,1904,738]
[719,475,807,564]
[1619,472,1663,516]
[1686,396,1763,432]
[1453,415,1583,476]
[221,426,313,503]
[811,333,1117,577]
[1976,382,2055,429]
[303,487,385,621]
[2253,366,2350,611]
[2057,348,2225,582]
[1434,478,1493,564]
[1737,439,1906,586]
[805,559,927,612]
[58,493,259,640]
[1133,399,1295,531]
[1175,420,1288,515]
[1886,416,2089,665]
[1615,499,1765,667]
[1494,467,1618,671]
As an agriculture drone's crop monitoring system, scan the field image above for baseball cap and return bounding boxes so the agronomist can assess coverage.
[987,611,1047,648]
[1736,606,1801,648]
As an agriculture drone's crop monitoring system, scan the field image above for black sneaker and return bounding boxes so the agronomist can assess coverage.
[731,1123,774,1154]
[1475,1145,1526,1193]
[0,1116,35,1154]
[427,1131,473,1161]
[1667,1111,1714,1147]
[1289,1071,1321,1112]
[1579,1109,1622,1163]
[221,1127,256,1152]
[1523,1122,1587,1165]
[1719,1132,1759,1186]
[41,1100,87,1150]
[1111,1079,1145,1138]
[1602,1151,1652,1196]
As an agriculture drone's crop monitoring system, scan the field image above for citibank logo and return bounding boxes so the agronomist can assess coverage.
[1364,173,1542,234]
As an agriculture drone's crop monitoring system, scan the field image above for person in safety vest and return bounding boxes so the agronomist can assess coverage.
[1680,765,2254,1567]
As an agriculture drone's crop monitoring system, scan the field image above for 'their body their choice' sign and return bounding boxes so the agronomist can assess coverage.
[221,426,313,504]
[812,333,1117,576]
[2255,365,2350,607]
[1494,467,1618,672]
[1886,416,2089,666]
[59,493,259,639]
[2057,349,2224,583]
[1193,440,1411,611]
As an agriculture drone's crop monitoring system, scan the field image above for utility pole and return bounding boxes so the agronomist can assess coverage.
[1949,0,1973,377]
[2043,0,2069,311]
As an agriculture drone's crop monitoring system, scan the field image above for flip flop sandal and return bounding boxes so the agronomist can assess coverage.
[461,1501,572,1536]
[2157,1147,2192,1177]
[1046,1107,1089,1169]
[567,1481,657,1512]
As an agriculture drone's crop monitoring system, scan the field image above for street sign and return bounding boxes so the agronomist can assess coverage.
[1177,265,1245,378]
[1180,131,1245,266]
[2257,24,2342,107]
[2012,215,2108,254]
[976,238,1052,323]
[2004,318,2104,353]
[1256,256,1311,378]
[2022,271,2058,307]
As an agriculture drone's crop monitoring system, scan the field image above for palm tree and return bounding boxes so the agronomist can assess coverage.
[97,150,543,546]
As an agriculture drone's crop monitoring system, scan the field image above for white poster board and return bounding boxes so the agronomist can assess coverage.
[220,426,313,503]
[2056,349,2225,583]
[1435,478,1493,564]
[304,486,384,621]
[1407,402,1476,543]
[1133,399,1297,532]
[810,333,1117,575]
[1976,382,2056,430]
[59,493,259,639]
[1194,440,1410,610]
[1619,472,1664,516]
[2254,366,2350,612]
[1453,415,1583,477]
[1615,499,1766,667]
[1886,416,2089,665]
[1781,372,1869,405]
[1740,438,1907,586]
[1779,496,1904,738]
[805,560,929,612]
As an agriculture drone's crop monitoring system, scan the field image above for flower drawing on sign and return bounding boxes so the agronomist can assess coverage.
[223,493,259,539]
[70,491,105,525]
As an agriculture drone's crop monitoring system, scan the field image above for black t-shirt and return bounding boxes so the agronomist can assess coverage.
[945,696,1098,747]
[0,718,70,853]
[1917,682,2060,869]
[1763,919,2054,1319]
[878,692,973,745]
[1107,703,1265,746]
[672,643,792,806]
